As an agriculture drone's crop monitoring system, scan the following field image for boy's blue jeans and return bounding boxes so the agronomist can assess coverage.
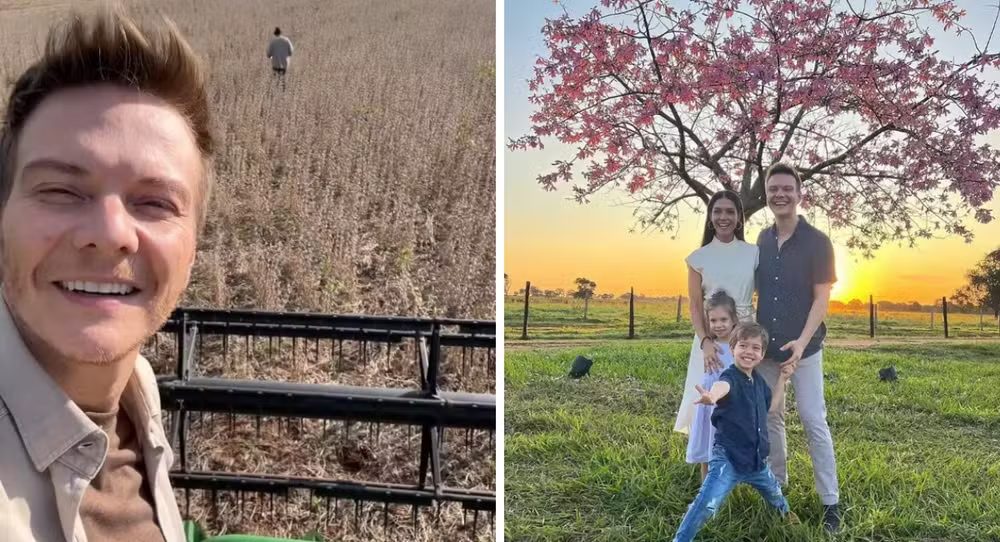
[673,444,790,542]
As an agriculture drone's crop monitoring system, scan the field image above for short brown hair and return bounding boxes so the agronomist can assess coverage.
[729,321,769,349]
[764,162,802,191]
[0,5,214,228]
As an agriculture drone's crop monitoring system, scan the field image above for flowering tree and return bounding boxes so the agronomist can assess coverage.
[510,0,1000,254]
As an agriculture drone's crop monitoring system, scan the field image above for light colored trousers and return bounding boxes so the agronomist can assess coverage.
[757,349,840,505]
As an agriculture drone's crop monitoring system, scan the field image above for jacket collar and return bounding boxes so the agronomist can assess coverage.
[0,295,160,473]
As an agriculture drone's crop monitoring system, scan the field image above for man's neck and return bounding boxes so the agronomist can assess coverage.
[0,290,141,412]
[775,213,799,238]
[8,310,137,412]
[37,355,136,413]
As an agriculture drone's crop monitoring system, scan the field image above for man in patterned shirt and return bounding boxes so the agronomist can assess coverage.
[754,162,842,533]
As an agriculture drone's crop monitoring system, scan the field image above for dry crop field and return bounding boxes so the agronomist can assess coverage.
[0,1,496,540]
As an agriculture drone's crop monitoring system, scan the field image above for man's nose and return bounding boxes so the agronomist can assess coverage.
[72,195,140,255]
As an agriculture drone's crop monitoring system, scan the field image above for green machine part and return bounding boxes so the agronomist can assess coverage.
[184,521,323,542]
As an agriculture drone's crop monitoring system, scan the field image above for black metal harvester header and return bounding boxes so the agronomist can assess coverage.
[155,306,496,536]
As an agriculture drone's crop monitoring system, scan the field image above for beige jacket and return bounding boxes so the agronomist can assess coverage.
[0,300,185,542]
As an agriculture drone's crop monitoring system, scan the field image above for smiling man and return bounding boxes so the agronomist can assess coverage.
[0,7,213,542]
[754,162,841,533]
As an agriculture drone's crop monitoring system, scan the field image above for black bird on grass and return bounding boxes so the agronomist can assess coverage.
[569,355,593,378]
[878,365,898,382]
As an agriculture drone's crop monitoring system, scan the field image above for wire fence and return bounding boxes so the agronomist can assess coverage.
[506,281,1000,341]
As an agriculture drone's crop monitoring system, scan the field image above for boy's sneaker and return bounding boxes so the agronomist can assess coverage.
[823,504,841,533]
[784,511,801,526]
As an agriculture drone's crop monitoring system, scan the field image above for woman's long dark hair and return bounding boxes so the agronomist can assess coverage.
[701,190,746,247]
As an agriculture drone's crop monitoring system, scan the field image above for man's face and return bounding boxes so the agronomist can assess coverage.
[732,335,765,371]
[2,84,202,365]
[765,172,800,219]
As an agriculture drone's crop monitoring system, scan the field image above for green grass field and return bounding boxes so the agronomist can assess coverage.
[504,297,1000,341]
[505,340,1000,541]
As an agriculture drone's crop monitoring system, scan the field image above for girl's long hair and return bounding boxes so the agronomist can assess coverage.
[701,190,746,247]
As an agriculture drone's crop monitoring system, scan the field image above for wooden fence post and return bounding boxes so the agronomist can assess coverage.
[869,295,875,338]
[628,287,635,339]
[942,296,949,339]
[980,306,984,331]
[521,281,531,340]
[676,295,683,323]
[930,309,934,330]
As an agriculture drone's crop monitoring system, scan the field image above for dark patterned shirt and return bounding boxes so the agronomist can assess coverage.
[756,216,836,362]
[712,366,772,474]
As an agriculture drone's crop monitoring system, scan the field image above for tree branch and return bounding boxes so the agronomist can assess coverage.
[801,124,895,179]
[641,192,703,231]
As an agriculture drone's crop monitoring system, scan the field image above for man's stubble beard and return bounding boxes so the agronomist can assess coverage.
[0,235,186,367]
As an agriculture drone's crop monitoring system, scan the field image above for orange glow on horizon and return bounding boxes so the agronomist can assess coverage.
[830,244,850,301]
[504,138,1000,307]
[504,180,1000,306]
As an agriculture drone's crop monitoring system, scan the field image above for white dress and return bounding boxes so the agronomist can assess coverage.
[673,237,758,435]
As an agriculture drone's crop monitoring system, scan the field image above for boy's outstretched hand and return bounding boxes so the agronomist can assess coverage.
[693,384,716,405]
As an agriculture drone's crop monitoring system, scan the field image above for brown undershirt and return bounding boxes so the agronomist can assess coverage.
[81,407,166,542]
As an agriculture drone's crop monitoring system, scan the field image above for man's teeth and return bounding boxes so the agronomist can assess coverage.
[59,281,135,295]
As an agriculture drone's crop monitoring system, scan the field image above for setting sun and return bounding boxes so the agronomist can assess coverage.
[831,244,850,301]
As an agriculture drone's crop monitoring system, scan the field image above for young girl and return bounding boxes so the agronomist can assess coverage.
[685,289,738,480]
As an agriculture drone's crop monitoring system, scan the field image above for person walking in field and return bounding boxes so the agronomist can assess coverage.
[267,27,294,90]
[755,162,842,533]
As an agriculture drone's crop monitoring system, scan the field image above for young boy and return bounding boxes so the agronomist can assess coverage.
[673,322,800,542]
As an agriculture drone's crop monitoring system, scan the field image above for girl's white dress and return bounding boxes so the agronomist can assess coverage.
[673,237,758,435]
[685,342,734,463]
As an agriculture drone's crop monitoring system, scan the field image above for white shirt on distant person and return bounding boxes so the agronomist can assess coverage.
[267,35,294,70]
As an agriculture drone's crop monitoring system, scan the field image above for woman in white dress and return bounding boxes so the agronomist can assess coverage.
[674,190,758,439]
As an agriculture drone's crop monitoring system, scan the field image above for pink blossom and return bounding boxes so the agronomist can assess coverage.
[511,0,1000,251]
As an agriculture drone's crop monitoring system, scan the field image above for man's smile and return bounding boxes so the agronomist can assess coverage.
[55,280,140,296]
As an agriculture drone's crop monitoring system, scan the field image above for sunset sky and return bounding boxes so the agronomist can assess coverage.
[504,1,1000,305]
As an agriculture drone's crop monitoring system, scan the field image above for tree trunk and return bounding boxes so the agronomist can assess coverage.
[584,297,589,320]
[741,190,767,219]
